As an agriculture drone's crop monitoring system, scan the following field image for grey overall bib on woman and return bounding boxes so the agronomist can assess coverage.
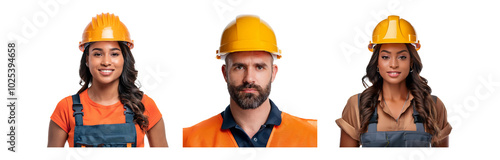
[72,94,137,147]
[359,93,436,147]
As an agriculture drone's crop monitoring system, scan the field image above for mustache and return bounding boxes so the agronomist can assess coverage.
[235,83,263,91]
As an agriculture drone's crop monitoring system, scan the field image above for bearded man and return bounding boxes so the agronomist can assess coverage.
[183,15,317,147]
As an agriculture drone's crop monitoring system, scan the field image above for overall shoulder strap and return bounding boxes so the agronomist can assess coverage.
[412,102,425,132]
[431,95,437,104]
[72,94,84,126]
[413,95,437,132]
[123,104,135,124]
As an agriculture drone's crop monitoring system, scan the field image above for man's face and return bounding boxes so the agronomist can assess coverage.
[222,51,278,110]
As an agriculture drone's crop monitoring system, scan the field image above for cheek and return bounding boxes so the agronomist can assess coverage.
[377,60,388,71]
[228,72,243,82]
[87,57,98,70]
[255,71,272,83]
[114,58,125,70]
[263,71,273,80]
[401,60,411,71]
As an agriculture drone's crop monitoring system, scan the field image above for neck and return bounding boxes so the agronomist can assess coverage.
[382,80,408,101]
[88,80,120,105]
[230,98,271,138]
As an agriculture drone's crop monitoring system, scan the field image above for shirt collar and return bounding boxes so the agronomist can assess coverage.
[221,99,282,129]
[377,91,415,119]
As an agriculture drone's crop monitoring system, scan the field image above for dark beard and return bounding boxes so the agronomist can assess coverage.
[228,81,271,110]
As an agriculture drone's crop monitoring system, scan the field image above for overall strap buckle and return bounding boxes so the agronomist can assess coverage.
[72,94,84,126]
[369,108,378,123]
[412,103,425,132]
[412,103,424,123]
[123,104,134,123]
[367,106,379,132]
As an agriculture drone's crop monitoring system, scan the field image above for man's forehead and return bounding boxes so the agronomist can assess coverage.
[226,51,273,64]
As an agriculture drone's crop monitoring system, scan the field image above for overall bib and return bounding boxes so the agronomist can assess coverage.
[72,94,137,147]
[359,94,435,147]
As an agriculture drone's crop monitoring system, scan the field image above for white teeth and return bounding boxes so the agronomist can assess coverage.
[101,70,112,73]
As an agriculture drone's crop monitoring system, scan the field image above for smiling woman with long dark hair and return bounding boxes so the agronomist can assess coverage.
[47,13,167,147]
[336,15,452,147]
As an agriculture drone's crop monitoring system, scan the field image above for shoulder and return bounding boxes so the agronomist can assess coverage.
[50,95,76,133]
[281,112,317,132]
[183,114,223,135]
[431,96,449,120]
[55,95,74,111]
[434,96,445,107]
[347,94,359,107]
[140,94,163,126]
[342,94,361,115]
[183,114,236,147]
[430,95,452,140]
[141,94,154,104]
[335,94,362,140]
[141,94,158,110]
[431,95,447,113]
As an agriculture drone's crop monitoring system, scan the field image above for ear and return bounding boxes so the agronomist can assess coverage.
[222,64,228,82]
[271,64,278,82]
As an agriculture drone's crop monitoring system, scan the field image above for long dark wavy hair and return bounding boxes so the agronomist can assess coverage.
[359,43,441,144]
[77,41,148,131]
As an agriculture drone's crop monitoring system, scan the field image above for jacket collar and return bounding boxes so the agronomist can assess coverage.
[221,99,282,129]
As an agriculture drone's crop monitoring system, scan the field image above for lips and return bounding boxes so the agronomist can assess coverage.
[98,69,114,76]
[241,88,257,93]
[387,71,401,78]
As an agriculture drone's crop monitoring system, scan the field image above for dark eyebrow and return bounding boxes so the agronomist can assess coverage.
[381,50,391,53]
[397,50,408,54]
[231,62,269,68]
[232,62,246,67]
[254,62,268,67]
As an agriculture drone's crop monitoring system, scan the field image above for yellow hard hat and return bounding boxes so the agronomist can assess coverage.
[216,15,282,60]
[79,13,134,52]
[368,15,420,52]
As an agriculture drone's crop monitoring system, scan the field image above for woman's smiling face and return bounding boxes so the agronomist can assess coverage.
[377,43,411,85]
[87,41,124,85]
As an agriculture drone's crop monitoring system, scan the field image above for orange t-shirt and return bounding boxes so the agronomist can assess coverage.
[50,89,162,147]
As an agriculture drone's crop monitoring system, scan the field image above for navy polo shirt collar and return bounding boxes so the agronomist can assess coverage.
[221,99,282,129]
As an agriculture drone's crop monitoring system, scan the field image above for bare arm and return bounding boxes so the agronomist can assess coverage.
[340,129,359,147]
[47,120,67,147]
[146,118,168,147]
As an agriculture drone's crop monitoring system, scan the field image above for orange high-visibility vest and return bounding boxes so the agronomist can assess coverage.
[183,112,317,147]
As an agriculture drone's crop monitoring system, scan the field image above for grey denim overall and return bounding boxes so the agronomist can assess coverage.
[72,94,137,147]
[359,94,436,147]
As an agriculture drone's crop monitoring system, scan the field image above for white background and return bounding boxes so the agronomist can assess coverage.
[1,0,499,160]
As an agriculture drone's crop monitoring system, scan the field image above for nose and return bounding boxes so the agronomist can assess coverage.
[101,54,111,67]
[389,57,399,69]
[243,68,256,84]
